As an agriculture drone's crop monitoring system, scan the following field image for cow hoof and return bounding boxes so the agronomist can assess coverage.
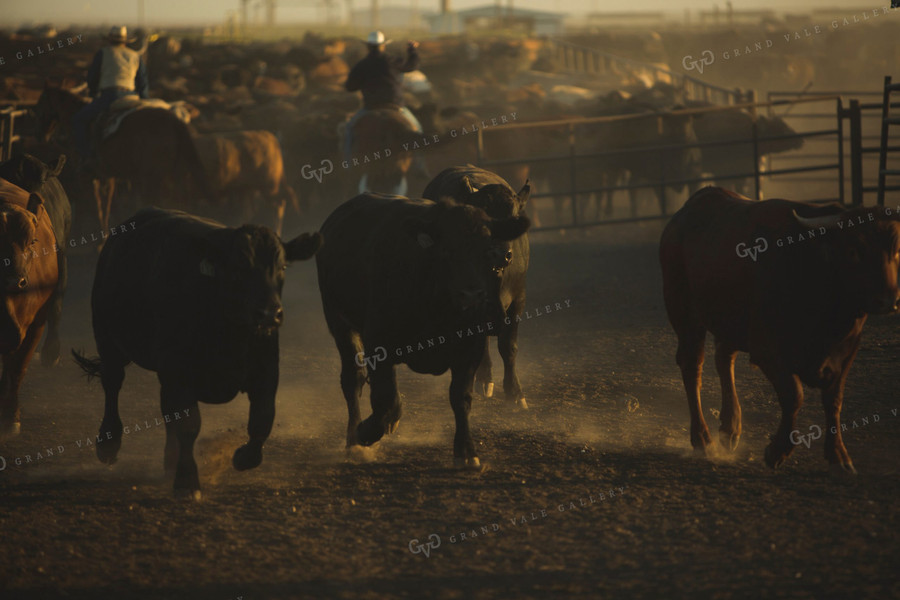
[386,420,400,435]
[515,397,528,410]
[719,430,741,452]
[232,444,263,471]
[454,456,482,471]
[346,445,378,463]
[357,419,385,446]
[764,444,786,469]
[0,421,21,437]
[829,462,857,477]
[174,488,202,502]
[40,341,61,367]
[96,439,121,465]
[484,383,494,398]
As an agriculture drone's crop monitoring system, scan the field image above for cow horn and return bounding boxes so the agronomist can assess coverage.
[792,210,842,231]
[463,176,479,194]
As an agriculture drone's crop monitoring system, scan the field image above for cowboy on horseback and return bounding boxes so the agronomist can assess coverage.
[72,26,149,168]
[343,31,423,163]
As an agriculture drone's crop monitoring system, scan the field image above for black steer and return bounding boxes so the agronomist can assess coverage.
[74,207,322,499]
[422,165,531,407]
[316,194,530,469]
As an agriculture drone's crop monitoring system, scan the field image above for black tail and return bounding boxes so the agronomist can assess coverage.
[72,349,103,380]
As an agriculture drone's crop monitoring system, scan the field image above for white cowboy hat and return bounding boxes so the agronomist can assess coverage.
[107,26,136,43]
[366,31,391,45]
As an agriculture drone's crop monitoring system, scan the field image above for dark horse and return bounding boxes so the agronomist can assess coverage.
[34,85,211,232]
[348,108,420,196]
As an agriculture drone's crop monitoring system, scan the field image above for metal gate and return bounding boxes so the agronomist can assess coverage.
[472,96,845,231]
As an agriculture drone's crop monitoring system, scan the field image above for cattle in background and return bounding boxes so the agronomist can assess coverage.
[422,165,531,407]
[317,194,530,468]
[73,208,322,498]
[0,176,66,435]
[193,130,298,236]
[687,104,804,197]
[660,186,900,474]
[0,153,72,368]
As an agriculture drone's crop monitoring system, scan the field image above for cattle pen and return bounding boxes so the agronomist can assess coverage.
[471,95,852,231]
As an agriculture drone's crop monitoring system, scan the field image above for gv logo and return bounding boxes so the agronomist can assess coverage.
[735,237,768,262]
[0,455,6,471]
[301,159,334,183]
[682,50,715,74]
[355,346,388,371]
[408,534,441,557]
[789,424,823,448]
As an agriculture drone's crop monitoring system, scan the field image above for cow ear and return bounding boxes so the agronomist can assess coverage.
[517,180,532,207]
[50,155,66,177]
[26,193,45,218]
[489,215,530,242]
[283,231,323,262]
[403,217,437,249]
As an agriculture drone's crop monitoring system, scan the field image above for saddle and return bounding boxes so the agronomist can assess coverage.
[90,97,192,146]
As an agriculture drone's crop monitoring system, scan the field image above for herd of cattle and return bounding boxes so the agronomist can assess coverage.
[2,26,899,500]
[2,29,815,233]
[2,146,900,499]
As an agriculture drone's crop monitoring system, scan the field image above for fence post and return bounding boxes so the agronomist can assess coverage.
[849,99,863,206]
[752,116,761,201]
[836,98,845,205]
[568,122,578,225]
[657,115,667,215]
[476,127,484,168]
[2,111,14,162]
[877,75,892,206]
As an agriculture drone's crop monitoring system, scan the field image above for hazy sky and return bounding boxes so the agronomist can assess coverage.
[2,0,889,27]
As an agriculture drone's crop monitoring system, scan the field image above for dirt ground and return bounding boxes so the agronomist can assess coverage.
[1,214,899,600]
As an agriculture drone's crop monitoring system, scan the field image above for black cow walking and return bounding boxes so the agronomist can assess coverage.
[74,208,322,498]
[317,194,530,468]
[422,165,531,407]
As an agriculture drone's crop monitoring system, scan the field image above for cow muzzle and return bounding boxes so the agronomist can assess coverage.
[4,276,27,293]
[253,304,284,330]
[870,292,900,315]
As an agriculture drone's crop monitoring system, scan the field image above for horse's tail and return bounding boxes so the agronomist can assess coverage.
[174,121,215,205]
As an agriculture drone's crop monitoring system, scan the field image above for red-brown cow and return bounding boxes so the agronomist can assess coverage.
[660,186,900,474]
[0,179,60,435]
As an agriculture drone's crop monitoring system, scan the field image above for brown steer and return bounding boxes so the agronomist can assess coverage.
[0,179,59,435]
[660,187,900,474]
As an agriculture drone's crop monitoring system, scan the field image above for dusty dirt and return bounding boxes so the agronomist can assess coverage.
[1,217,899,600]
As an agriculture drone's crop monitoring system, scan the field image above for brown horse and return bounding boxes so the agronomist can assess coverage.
[347,108,419,196]
[34,85,211,232]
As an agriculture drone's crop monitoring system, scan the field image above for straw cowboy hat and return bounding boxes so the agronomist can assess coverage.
[365,30,391,45]
[106,26,136,43]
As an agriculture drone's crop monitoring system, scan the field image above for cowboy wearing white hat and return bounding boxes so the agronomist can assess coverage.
[72,25,149,168]
[343,31,423,162]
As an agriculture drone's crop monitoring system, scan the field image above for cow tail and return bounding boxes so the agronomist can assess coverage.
[71,349,103,380]
[175,122,216,206]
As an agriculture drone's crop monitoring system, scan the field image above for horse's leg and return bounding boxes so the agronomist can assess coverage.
[92,178,105,232]
[103,178,116,233]
[273,197,286,237]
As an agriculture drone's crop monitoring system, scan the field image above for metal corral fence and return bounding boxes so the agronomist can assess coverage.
[548,38,753,106]
[766,90,900,205]
[472,96,846,231]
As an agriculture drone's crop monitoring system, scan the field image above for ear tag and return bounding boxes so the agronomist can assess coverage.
[417,233,434,249]
[199,258,216,277]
